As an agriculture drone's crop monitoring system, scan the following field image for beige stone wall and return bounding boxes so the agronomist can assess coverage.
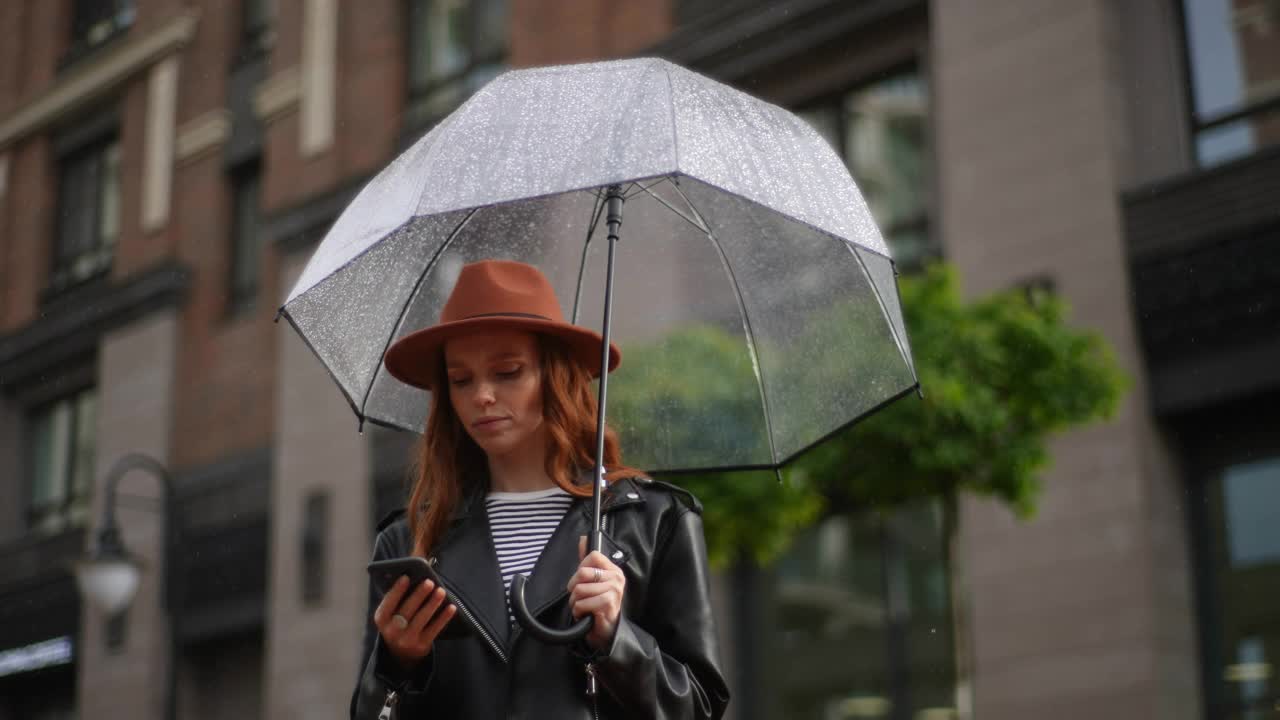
[263,251,371,720]
[931,0,1199,717]
[76,309,179,720]
[176,634,264,720]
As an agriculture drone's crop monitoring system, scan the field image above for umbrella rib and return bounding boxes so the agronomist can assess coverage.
[636,178,708,235]
[359,207,481,418]
[623,177,667,200]
[845,244,917,385]
[571,190,607,325]
[669,181,781,467]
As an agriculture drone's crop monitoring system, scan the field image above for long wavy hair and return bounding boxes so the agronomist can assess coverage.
[407,333,638,557]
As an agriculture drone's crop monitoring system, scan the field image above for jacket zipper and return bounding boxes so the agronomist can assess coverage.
[585,662,600,720]
[428,555,508,663]
[413,499,624,716]
[378,689,398,720]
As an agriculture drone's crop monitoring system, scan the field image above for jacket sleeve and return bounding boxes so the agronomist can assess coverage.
[581,504,732,720]
[350,527,437,720]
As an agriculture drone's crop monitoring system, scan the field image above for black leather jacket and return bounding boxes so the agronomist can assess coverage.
[350,475,731,719]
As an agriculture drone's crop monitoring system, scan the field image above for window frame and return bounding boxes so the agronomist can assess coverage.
[301,489,330,607]
[735,496,957,720]
[63,0,137,67]
[792,61,938,272]
[402,0,508,132]
[50,117,121,295]
[226,158,264,316]
[1173,0,1280,167]
[234,0,276,65]
[23,384,98,536]
[242,0,274,46]
[1184,396,1280,720]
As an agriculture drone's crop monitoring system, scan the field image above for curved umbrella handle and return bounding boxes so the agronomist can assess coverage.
[512,184,623,646]
[510,574,592,644]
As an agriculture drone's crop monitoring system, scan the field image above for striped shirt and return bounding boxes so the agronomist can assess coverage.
[485,486,575,626]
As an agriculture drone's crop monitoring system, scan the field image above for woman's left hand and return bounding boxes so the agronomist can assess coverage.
[568,535,626,652]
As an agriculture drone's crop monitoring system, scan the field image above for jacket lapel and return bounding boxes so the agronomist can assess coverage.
[517,494,593,622]
[430,489,513,651]
[514,477,647,635]
[431,476,650,653]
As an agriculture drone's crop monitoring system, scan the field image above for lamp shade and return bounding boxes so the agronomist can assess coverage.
[74,555,141,615]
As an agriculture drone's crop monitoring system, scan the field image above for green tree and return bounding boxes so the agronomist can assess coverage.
[790,262,1129,518]
[610,262,1128,568]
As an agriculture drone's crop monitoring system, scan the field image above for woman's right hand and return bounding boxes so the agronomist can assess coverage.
[373,576,458,670]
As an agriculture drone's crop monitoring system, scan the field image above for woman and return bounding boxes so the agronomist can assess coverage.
[350,260,731,719]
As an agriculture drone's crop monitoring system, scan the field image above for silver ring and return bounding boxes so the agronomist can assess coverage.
[594,568,602,583]
[391,614,409,630]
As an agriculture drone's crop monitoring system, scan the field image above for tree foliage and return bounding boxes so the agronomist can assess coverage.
[608,326,826,568]
[792,264,1128,518]
[610,263,1129,568]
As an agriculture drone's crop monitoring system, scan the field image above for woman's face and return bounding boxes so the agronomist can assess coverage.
[443,329,546,460]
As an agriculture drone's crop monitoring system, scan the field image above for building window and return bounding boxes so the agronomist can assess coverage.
[405,0,508,131]
[301,490,330,606]
[243,0,274,47]
[1197,455,1280,719]
[797,67,933,271]
[53,135,120,290]
[228,161,262,313]
[735,498,956,720]
[70,0,136,54]
[26,387,96,536]
[1180,0,1280,167]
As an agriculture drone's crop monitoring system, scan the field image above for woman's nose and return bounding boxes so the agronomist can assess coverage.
[474,382,496,406]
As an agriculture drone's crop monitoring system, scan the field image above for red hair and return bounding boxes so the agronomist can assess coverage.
[407,334,638,557]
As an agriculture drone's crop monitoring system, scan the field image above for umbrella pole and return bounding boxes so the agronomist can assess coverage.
[510,184,624,646]
[589,184,625,556]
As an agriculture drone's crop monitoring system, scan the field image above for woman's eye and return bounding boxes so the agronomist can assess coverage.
[496,366,521,379]
[449,377,471,387]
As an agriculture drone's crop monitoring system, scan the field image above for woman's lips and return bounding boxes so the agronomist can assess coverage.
[473,417,508,430]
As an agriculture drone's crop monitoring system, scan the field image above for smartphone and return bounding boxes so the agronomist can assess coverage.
[366,557,469,638]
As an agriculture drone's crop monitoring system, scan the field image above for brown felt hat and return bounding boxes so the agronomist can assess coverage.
[383,260,621,389]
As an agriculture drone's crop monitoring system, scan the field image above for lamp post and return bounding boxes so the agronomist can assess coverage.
[74,452,177,720]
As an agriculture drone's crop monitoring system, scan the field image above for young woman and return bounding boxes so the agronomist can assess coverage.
[350,260,730,719]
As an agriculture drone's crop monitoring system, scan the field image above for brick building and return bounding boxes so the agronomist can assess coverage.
[0,1,1277,719]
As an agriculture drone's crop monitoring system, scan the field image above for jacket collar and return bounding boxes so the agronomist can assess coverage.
[428,475,646,657]
[446,474,647,518]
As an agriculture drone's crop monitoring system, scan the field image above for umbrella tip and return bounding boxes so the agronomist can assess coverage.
[915,384,925,400]
[357,417,365,435]
[273,308,283,324]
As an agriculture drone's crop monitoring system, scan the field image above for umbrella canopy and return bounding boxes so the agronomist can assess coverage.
[280,57,917,473]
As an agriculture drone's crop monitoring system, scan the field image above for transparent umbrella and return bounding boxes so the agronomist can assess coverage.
[278,57,918,645]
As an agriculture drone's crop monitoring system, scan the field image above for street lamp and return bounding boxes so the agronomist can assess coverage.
[73,523,142,615]
[73,452,176,720]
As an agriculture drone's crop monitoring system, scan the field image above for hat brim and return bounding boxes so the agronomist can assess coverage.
[384,315,622,390]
